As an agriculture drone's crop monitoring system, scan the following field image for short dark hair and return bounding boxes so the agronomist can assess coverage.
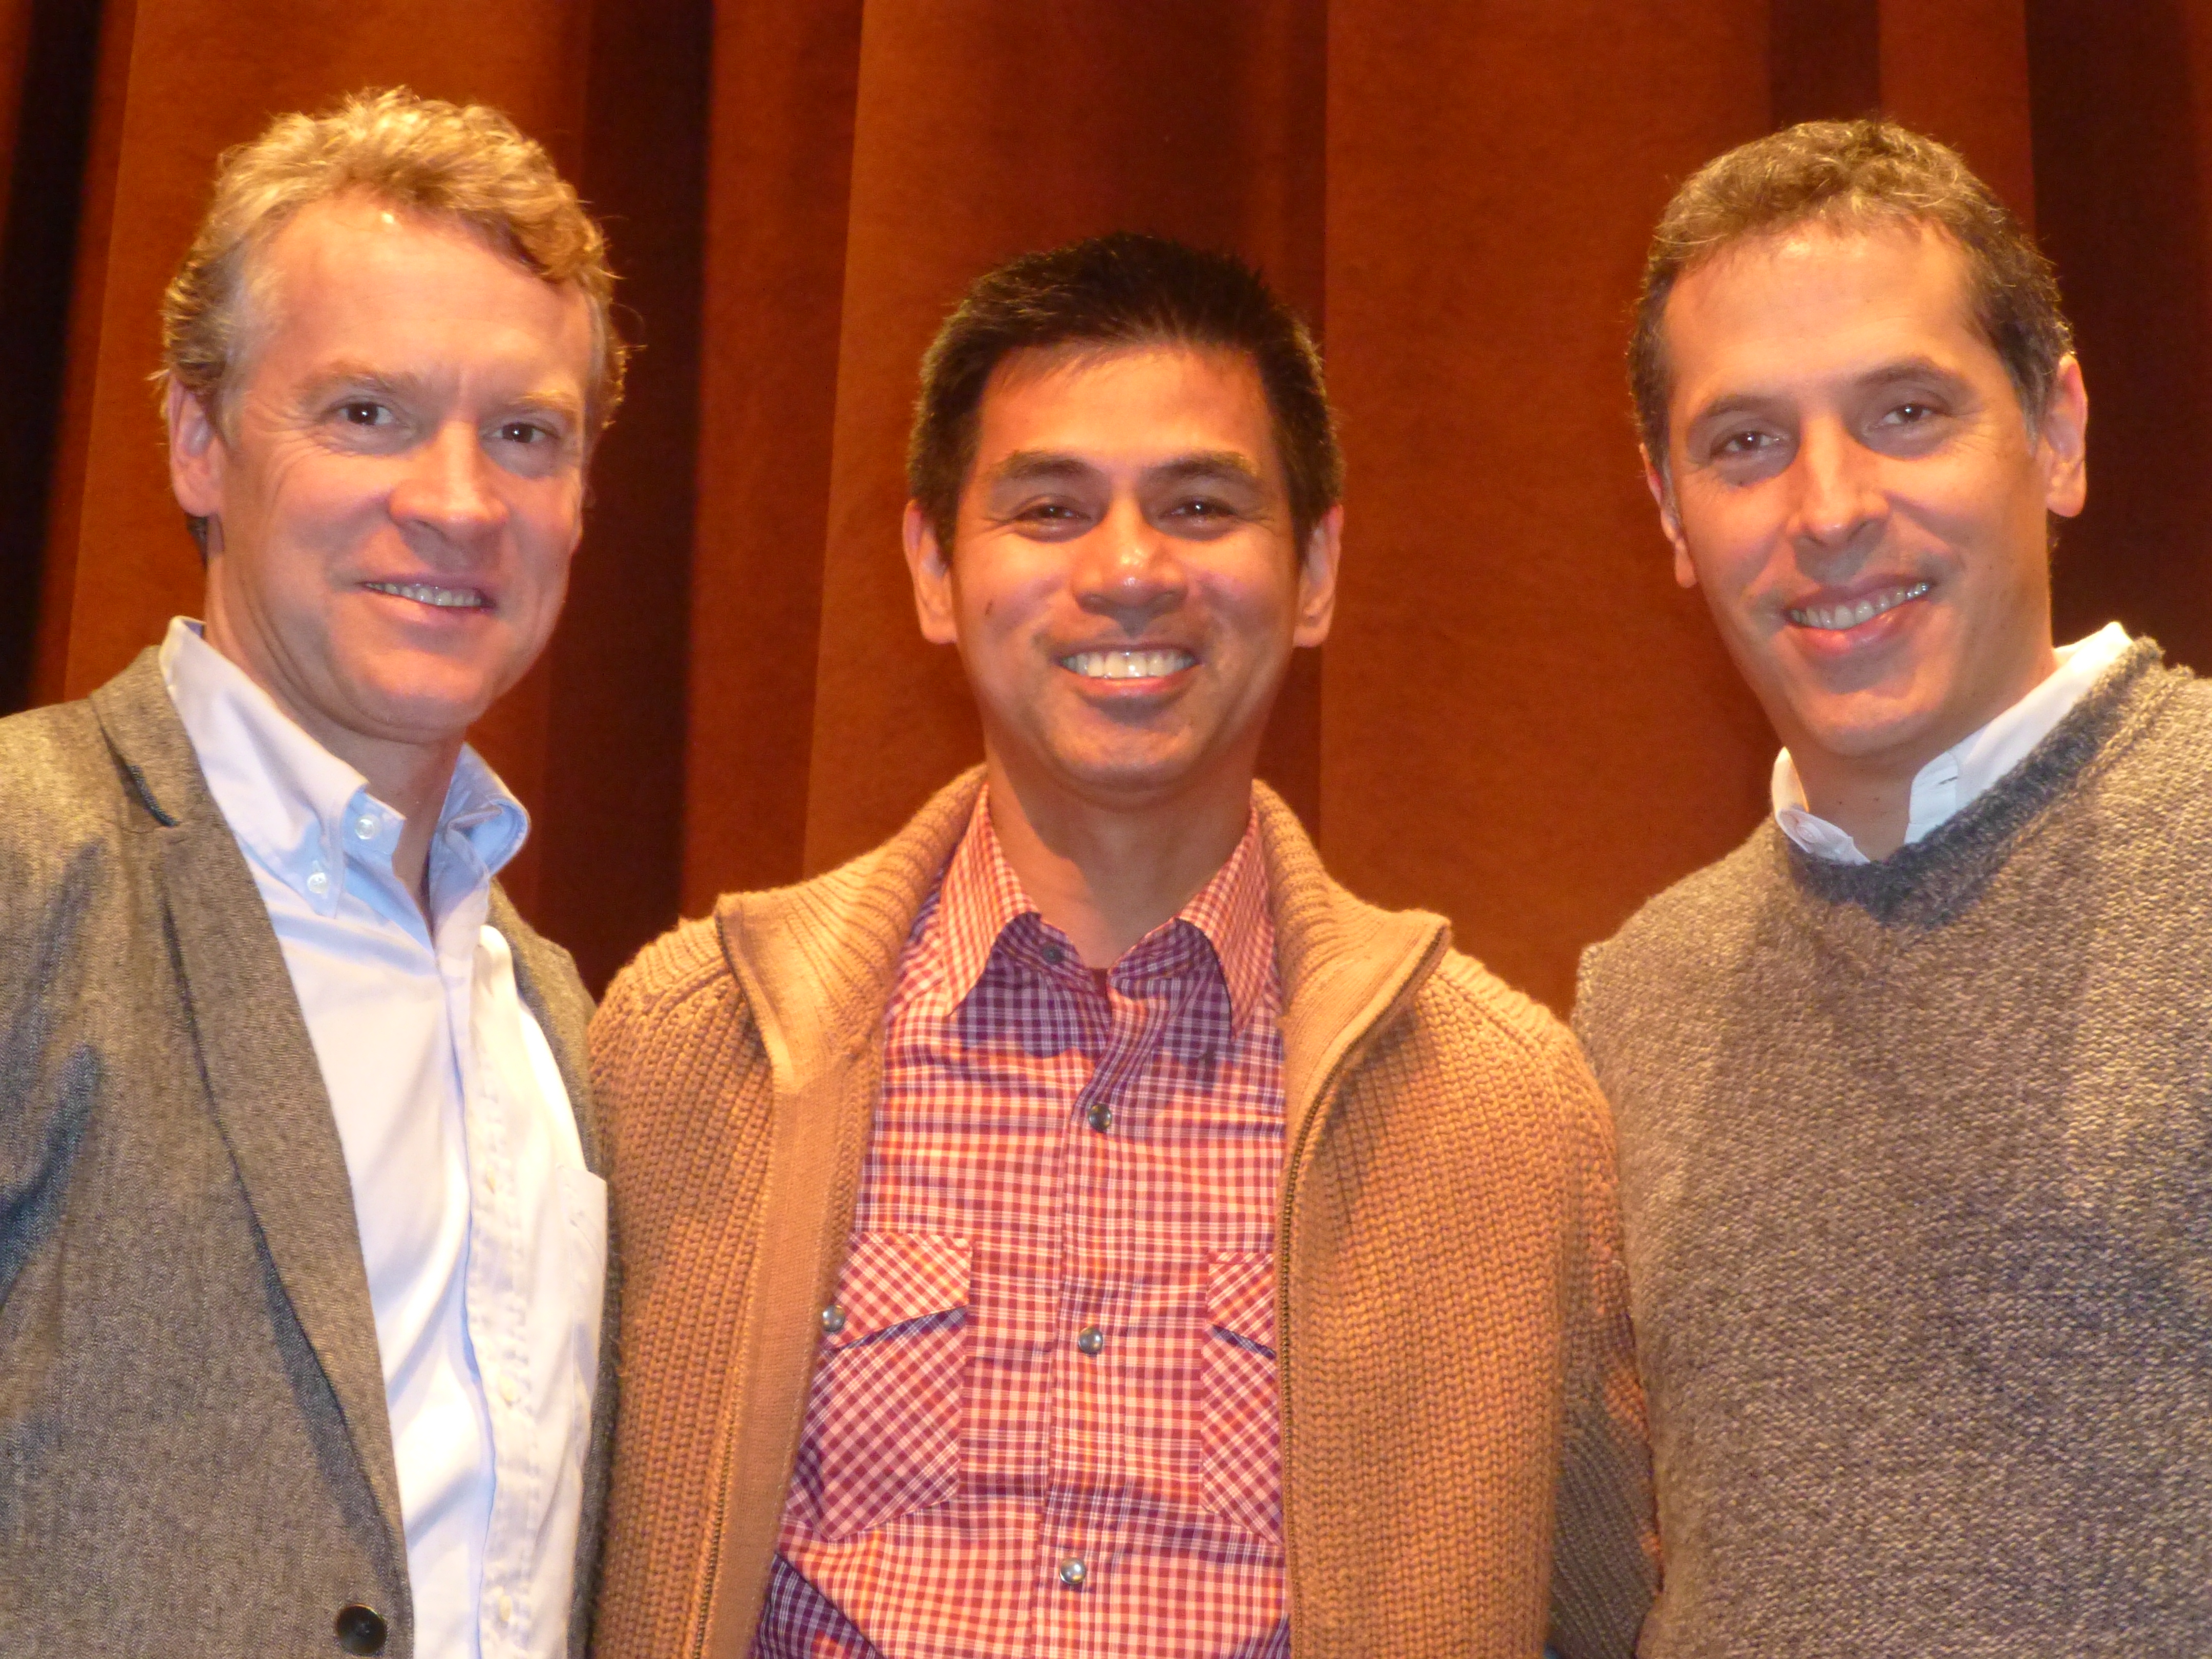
[1631,118,2073,476]
[908,231,1342,547]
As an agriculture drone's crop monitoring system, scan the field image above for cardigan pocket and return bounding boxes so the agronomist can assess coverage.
[789,1230,971,1542]
[1199,1248,1283,1544]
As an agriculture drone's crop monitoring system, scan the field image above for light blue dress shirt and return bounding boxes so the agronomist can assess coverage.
[160,619,606,1659]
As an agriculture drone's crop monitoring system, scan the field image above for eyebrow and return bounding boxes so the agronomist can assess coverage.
[982,448,1266,488]
[299,363,427,406]
[1687,354,1968,428]
[298,363,585,424]
[984,451,1095,487]
[1150,451,1265,488]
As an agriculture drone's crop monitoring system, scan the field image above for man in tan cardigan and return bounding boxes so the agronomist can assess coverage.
[591,233,1655,1658]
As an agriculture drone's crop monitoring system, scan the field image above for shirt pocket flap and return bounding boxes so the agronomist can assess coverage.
[1206,1248,1277,1356]
[828,1231,970,1350]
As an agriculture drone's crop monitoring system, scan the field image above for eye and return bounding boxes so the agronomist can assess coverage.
[1713,428,1775,459]
[1881,401,1938,426]
[337,400,393,427]
[1011,499,1087,528]
[497,419,556,445]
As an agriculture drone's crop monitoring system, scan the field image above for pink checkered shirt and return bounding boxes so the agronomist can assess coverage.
[754,790,1289,1659]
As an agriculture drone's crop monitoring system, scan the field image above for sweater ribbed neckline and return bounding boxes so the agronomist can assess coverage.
[1777,639,2181,932]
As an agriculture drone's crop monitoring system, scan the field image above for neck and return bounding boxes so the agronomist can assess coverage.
[1789,640,2060,860]
[982,749,1254,968]
[365,740,463,912]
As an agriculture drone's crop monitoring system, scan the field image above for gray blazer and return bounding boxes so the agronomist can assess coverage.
[0,651,618,1658]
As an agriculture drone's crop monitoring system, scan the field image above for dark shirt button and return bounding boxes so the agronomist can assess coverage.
[334,1603,388,1654]
[1086,1103,1113,1134]
[821,1304,847,1336]
[1043,944,1066,965]
[1076,1325,1105,1356]
[1058,1556,1089,1589]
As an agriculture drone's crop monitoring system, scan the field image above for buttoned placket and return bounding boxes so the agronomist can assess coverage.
[349,796,537,1659]
[436,821,542,1659]
[1032,924,1211,1655]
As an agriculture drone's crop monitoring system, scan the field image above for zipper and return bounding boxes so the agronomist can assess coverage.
[1272,926,1449,1649]
[687,1439,734,1659]
[688,1030,881,1659]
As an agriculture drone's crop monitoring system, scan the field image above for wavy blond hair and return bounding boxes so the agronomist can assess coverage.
[160,87,626,436]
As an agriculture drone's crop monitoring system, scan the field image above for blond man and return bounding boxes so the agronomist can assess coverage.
[0,91,620,1658]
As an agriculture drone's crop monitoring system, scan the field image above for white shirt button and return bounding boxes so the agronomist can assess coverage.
[498,1373,520,1406]
[305,867,330,898]
[496,1589,514,1623]
[353,813,379,841]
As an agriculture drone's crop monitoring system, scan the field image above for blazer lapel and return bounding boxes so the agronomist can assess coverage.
[92,655,407,1557]
[494,890,603,1171]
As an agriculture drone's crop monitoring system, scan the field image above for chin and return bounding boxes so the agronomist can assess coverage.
[1044,739,1207,802]
[1792,693,1948,764]
[351,666,504,744]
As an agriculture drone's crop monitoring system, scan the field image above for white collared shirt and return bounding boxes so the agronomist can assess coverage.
[1774,622,2135,864]
[161,619,606,1659]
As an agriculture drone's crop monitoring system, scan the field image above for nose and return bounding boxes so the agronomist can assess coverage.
[389,422,508,545]
[1787,418,1887,553]
[1072,498,1186,629]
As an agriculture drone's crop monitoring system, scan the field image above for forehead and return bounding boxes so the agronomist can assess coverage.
[972,341,1277,472]
[247,194,592,386]
[1662,220,1998,411]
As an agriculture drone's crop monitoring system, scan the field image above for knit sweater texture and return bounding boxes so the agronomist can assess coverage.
[590,769,1656,1659]
[1575,640,2212,1657]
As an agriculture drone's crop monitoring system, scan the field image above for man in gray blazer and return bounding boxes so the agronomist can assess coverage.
[1,91,620,1658]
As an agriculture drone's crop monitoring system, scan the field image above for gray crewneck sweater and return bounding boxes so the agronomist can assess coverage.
[1576,640,2212,1657]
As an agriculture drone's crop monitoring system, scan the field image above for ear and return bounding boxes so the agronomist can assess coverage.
[903,499,960,646]
[2036,355,2089,520]
[1292,503,1343,649]
[167,379,228,525]
[1643,445,1697,590]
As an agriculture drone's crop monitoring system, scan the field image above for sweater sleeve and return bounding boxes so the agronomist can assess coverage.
[1542,1023,1660,1659]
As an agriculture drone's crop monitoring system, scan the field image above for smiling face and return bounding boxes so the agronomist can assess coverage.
[169,192,593,775]
[1650,219,2087,783]
[904,341,1338,814]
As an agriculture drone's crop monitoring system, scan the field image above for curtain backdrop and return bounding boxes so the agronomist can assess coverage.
[2,0,2204,1009]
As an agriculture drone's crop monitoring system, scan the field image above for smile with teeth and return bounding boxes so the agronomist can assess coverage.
[1787,581,1930,632]
[1061,648,1197,680]
[364,580,489,610]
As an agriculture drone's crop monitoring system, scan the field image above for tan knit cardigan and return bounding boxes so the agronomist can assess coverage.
[590,771,1656,1659]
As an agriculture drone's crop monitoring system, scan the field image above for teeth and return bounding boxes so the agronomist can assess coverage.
[365,581,487,610]
[1788,581,1930,632]
[1062,648,1196,681]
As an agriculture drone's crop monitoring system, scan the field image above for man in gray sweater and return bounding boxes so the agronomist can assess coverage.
[1576,118,2212,1653]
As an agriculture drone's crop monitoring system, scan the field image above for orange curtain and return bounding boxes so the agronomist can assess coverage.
[2,0,2202,1006]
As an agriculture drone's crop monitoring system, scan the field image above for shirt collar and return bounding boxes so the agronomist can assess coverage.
[157,618,529,915]
[934,786,1275,1030]
[1773,621,2134,864]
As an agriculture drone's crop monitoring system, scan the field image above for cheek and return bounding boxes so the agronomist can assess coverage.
[513,494,583,597]
[956,560,1057,645]
[1192,558,1298,636]
[1678,497,1785,605]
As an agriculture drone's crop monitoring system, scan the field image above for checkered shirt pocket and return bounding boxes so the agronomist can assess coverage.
[1199,1248,1283,1544]
[789,1231,971,1543]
